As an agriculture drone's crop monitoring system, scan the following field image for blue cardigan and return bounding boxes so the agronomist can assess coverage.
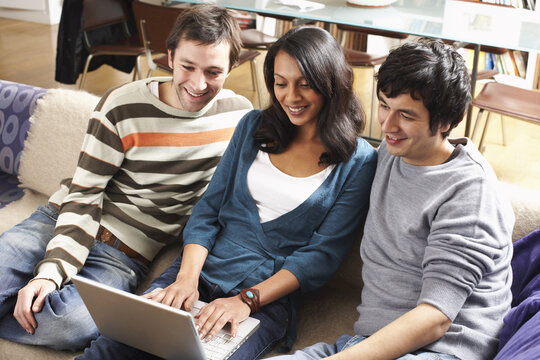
[183,110,377,294]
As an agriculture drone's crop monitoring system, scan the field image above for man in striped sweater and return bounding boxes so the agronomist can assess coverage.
[0,4,252,351]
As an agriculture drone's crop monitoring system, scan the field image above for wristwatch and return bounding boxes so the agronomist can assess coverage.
[240,288,260,314]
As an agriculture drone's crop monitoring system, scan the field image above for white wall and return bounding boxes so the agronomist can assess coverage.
[0,0,63,25]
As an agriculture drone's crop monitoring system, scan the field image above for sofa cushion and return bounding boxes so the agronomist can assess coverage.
[500,182,540,242]
[18,88,100,197]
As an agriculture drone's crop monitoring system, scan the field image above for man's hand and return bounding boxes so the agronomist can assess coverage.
[14,279,57,334]
[195,295,251,340]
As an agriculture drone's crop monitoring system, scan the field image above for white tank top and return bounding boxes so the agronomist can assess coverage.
[247,150,334,223]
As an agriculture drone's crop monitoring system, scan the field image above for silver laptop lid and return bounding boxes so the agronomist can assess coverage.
[72,275,259,360]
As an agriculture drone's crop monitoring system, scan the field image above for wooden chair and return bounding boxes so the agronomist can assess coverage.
[471,81,540,151]
[132,1,262,107]
[240,28,278,50]
[239,10,324,52]
[460,44,509,145]
[79,0,146,90]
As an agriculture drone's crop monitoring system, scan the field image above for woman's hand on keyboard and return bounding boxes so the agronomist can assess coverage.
[142,274,199,312]
[195,295,251,340]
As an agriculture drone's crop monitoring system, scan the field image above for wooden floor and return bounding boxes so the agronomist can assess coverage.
[1,17,538,190]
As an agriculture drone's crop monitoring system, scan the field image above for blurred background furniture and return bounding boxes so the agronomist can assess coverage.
[471,82,540,151]
[337,24,408,140]
[79,0,146,89]
[54,0,144,87]
[240,28,278,51]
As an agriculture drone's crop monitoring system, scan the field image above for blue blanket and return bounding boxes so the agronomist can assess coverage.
[494,227,540,359]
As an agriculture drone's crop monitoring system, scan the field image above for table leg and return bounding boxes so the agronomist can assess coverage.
[465,43,480,138]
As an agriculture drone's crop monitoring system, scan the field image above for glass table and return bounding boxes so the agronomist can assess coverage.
[168,0,540,138]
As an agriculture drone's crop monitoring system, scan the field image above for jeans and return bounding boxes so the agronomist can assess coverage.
[266,334,460,359]
[0,204,149,351]
[77,256,291,360]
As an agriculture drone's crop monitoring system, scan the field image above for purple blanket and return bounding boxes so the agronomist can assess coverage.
[494,227,540,359]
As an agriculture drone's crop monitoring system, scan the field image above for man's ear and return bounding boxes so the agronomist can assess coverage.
[439,122,451,136]
[168,49,173,69]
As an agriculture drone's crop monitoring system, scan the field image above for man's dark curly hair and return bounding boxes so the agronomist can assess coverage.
[376,38,471,138]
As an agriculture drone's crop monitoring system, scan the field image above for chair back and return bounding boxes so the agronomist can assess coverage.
[83,0,133,50]
[132,0,186,55]
[83,0,129,32]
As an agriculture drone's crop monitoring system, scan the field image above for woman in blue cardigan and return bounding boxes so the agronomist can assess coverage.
[78,26,377,359]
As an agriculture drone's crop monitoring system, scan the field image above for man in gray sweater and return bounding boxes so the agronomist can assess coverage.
[269,39,514,360]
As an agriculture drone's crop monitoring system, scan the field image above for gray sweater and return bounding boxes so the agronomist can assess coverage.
[354,139,515,360]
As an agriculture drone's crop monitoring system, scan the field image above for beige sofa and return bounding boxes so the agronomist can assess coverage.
[1,85,539,360]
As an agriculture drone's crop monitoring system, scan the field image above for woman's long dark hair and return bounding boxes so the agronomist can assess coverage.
[253,26,365,165]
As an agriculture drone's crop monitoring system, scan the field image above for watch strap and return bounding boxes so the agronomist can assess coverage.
[240,288,260,314]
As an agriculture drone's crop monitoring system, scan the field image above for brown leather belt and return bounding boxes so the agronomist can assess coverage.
[96,225,150,265]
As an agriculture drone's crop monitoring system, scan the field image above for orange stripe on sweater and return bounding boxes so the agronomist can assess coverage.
[120,127,235,151]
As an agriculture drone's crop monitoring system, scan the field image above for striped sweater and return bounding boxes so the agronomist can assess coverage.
[35,78,252,287]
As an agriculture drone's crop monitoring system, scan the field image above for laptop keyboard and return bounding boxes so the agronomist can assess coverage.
[202,332,243,360]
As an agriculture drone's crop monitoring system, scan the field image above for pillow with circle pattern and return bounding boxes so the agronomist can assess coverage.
[0,80,47,176]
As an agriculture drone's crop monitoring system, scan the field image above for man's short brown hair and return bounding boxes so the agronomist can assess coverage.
[166,4,242,71]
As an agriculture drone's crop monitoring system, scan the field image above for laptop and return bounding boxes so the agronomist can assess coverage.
[72,275,260,360]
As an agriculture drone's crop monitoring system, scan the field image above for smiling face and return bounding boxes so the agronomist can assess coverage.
[378,91,454,166]
[273,51,324,135]
[166,39,230,112]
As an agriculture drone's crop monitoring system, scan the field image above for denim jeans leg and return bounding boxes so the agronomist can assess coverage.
[76,335,161,360]
[265,334,362,359]
[230,300,290,360]
[0,230,148,351]
[0,204,58,318]
[398,351,460,360]
[266,334,460,360]
[266,341,340,359]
